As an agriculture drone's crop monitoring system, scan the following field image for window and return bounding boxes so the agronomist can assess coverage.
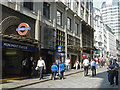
[66,0,71,8]
[86,2,89,10]
[86,11,89,23]
[74,1,79,13]
[75,23,79,34]
[23,2,33,10]
[57,10,62,26]
[98,42,102,46]
[67,17,71,30]
[81,6,84,18]
[43,2,50,19]
[81,0,84,5]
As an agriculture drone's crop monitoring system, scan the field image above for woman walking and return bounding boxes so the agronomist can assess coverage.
[75,59,79,70]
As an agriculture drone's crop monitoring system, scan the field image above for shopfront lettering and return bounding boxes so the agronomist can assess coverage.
[4,43,18,48]
[18,45,27,49]
[2,42,37,51]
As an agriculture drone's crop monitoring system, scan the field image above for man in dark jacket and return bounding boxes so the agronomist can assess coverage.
[28,57,34,78]
[113,59,119,85]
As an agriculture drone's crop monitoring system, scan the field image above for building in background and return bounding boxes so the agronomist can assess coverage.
[101,0,120,41]
[100,0,120,60]
[94,7,117,59]
[105,25,117,58]
[94,7,108,58]
[116,39,120,61]
[0,0,94,76]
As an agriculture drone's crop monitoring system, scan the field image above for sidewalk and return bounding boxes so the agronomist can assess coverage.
[1,62,120,89]
[1,69,83,89]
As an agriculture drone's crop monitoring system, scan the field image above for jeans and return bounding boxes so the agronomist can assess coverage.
[108,71,114,85]
[51,71,57,80]
[38,66,43,79]
[91,66,96,76]
[84,66,89,76]
[114,71,118,85]
[66,64,70,71]
[60,70,65,79]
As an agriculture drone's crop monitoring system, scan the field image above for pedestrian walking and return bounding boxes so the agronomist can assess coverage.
[83,57,89,76]
[113,59,119,86]
[21,58,28,76]
[65,57,71,71]
[90,59,97,76]
[109,56,114,65]
[102,57,105,67]
[79,62,82,70]
[75,59,79,70]
[99,57,102,68]
[105,56,109,66]
[28,57,34,78]
[59,61,65,80]
[107,60,115,87]
[36,56,46,80]
[51,62,58,80]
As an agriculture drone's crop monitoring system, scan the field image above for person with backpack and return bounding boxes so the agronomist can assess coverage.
[51,62,58,80]
[59,61,65,80]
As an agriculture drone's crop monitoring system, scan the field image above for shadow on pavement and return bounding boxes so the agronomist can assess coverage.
[88,69,120,89]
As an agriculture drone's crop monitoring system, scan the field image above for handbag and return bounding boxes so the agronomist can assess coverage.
[35,66,39,70]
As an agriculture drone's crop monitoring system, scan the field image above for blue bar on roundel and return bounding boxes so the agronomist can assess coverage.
[16,27,29,31]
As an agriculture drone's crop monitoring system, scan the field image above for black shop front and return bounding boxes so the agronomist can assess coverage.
[1,38,39,77]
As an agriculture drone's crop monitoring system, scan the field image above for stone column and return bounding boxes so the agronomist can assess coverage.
[64,8,68,59]
[80,20,83,61]
[35,10,41,41]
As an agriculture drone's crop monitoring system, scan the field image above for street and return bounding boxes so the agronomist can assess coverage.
[20,66,119,88]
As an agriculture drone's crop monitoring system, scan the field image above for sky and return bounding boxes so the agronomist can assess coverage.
[93,0,105,9]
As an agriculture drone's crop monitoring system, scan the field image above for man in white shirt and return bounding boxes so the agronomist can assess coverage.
[65,57,71,71]
[83,57,89,76]
[37,56,46,80]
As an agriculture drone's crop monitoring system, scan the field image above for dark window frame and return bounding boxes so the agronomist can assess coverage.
[43,2,50,19]
[23,2,33,10]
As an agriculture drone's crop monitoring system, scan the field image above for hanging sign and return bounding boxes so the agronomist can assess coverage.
[16,23,30,35]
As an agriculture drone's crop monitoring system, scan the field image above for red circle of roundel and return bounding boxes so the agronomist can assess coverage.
[17,23,29,35]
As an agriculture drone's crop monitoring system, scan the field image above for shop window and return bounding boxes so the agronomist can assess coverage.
[43,2,50,19]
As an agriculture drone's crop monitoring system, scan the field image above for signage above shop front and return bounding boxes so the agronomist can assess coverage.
[2,42,37,51]
[16,23,30,35]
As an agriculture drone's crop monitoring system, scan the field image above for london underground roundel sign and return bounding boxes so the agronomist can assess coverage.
[16,23,30,35]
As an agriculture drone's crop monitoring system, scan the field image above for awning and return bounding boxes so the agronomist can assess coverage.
[1,34,43,45]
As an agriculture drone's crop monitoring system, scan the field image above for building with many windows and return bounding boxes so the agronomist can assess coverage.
[101,0,120,41]
[94,7,117,59]
[0,0,94,76]
[94,8,108,58]
[100,0,120,60]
